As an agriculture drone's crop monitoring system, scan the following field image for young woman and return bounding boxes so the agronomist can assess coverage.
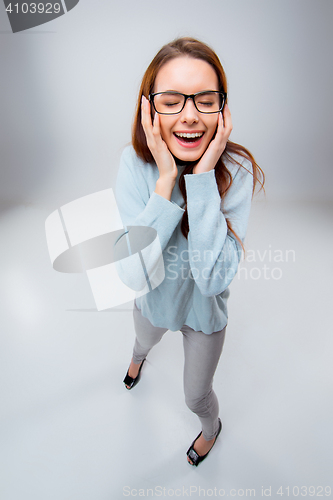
[115,37,264,466]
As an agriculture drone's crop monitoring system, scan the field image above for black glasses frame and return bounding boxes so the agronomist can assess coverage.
[149,91,227,115]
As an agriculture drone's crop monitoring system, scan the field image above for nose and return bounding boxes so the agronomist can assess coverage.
[180,97,199,124]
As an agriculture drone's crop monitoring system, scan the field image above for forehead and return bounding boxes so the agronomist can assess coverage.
[154,56,219,93]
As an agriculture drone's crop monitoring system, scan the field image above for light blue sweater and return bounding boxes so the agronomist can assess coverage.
[115,145,253,335]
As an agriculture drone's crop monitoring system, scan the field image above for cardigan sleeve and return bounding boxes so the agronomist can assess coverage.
[114,147,185,291]
[184,157,253,297]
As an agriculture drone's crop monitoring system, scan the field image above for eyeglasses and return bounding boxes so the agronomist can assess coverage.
[149,91,227,115]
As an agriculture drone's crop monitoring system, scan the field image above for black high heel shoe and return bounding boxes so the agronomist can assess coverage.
[123,359,146,390]
[186,418,222,466]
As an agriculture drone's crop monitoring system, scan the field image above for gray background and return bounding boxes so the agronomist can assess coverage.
[1,1,332,499]
[1,0,332,209]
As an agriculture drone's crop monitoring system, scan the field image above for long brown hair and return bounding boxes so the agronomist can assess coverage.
[132,37,265,253]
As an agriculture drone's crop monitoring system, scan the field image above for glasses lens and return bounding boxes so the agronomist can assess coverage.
[153,93,185,114]
[194,92,223,113]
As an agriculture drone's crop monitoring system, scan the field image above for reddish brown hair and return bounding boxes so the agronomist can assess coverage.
[132,37,265,253]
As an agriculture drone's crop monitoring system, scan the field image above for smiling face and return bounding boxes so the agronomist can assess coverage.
[152,56,220,162]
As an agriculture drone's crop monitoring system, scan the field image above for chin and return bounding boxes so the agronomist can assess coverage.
[169,137,212,164]
[171,147,205,164]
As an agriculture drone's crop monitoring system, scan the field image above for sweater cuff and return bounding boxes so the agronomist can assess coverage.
[151,191,185,213]
[139,191,185,228]
[184,169,220,201]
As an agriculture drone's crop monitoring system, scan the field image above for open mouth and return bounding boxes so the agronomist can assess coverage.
[173,132,204,147]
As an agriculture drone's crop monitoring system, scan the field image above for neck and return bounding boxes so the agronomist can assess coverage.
[172,155,198,169]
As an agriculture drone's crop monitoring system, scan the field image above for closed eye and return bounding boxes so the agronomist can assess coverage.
[198,101,214,106]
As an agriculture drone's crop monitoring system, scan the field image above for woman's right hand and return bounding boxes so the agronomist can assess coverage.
[141,95,178,184]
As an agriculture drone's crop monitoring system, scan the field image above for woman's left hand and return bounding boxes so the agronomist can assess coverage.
[193,104,232,174]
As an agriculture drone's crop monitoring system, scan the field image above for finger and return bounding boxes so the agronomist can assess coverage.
[152,111,161,137]
[222,104,233,134]
[141,96,150,128]
[141,96,153,137]
[214,111,225,139]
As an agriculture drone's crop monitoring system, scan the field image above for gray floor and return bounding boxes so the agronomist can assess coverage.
[0,199,332,499]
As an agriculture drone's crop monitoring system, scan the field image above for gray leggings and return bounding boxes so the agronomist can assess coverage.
[132,301,227,441]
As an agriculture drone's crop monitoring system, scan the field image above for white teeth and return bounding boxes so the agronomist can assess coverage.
[175,132,203,138]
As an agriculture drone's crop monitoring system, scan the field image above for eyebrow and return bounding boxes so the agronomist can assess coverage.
[155,89,219,93]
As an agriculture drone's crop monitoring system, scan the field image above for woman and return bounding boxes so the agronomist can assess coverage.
[115,37,265,466]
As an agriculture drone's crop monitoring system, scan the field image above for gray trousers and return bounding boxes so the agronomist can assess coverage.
[132,301,227,441]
